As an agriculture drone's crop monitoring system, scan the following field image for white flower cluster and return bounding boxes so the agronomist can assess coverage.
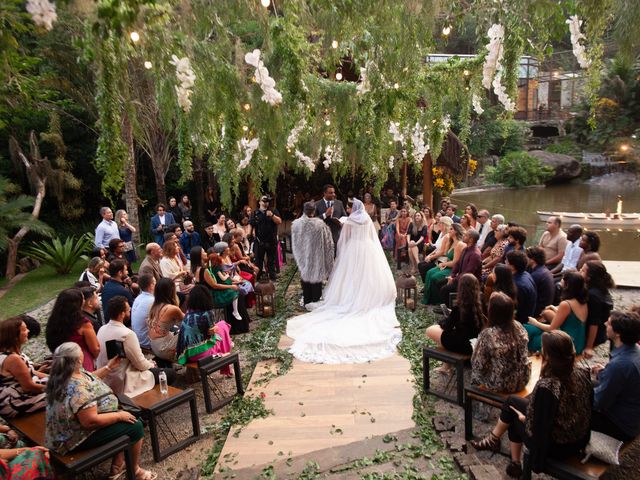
[410,122,429,165]
[566,15,591,69]
[286,119,307,149]
[388,156,395,169]
[388,121,405,143]
[244,49,282,106]
[356,63,372,95]
[472,94,484,115]
[481,24,515,112]
[322,144,343,169]
[170,55,196,113]
[237,137,259,171]
[295,150,315,172]
[26,0,57,31]
[492,70,516,112]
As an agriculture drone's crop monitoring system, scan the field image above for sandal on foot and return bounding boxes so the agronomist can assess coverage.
[108,463,126,480]
[434,364,453,375]
[135,467,158,480]
[506,461,523,478]
[470,432,500,453]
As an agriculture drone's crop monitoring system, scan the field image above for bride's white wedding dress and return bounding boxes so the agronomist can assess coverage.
[286,199,402,364]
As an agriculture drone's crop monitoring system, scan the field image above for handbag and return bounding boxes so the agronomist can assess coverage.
[122,241,134,252]
[116,393,143,417]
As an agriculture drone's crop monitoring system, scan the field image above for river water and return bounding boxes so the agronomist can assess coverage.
[450,173,640,261]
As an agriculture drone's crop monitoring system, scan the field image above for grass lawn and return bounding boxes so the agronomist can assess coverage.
[0,263,86,319]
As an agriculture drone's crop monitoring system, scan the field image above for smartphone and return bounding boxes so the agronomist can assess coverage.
[106,339,126,359]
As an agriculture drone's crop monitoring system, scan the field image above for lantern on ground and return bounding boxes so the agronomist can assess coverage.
[396,273,417,311]
[255,275,276,317]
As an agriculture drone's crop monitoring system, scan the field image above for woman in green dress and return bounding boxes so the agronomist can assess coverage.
[422,223,465,305]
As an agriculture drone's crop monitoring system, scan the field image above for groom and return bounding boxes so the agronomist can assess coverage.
[315,184,347,247]
[292,202,334,305]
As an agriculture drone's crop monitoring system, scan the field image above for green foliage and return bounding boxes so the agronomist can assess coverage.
[486,151,554,187]
[545,139,581,159]
[24,234,94,274]
[467,107,529,158]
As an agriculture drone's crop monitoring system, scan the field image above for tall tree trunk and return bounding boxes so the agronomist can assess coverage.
[153,165,167,206]
[422,152,433,210]
[193,155,204,224]
[401,160,408,199]
[122,112,141,244]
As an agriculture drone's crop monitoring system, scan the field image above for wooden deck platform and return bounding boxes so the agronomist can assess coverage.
[216,335,415,473]
[602,260,640,288]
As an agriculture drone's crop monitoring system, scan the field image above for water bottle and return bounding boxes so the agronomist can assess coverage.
[159,371,168,395]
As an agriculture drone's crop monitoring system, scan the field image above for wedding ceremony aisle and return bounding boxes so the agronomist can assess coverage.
[216,334,415,477]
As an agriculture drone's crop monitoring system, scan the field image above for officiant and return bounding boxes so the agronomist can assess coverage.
[292,202,334,305]
[315,184,347,247]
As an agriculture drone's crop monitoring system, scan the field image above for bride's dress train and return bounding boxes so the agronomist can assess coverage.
[286,199,402,364]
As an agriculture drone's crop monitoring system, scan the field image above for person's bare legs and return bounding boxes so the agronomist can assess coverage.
[510,441,523,463]
[425,325,452,373]
[408,246,419,274]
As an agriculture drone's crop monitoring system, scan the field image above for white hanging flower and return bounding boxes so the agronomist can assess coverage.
[492,70,516,112]
[388,156,395,169]
[472,94,484,115]
[175,85,193,113]
[295,150,315,172]
[356,63,372,95]
[170,55,196,113]
[389,121,405,144]
[566,15,591,69]
[245,49,282,107]
[323,145,334,169]
[482,24,505,90]
[26,0,57,30]
[410,122,429,165]
[237,137,259,171]
[287,119,307,149]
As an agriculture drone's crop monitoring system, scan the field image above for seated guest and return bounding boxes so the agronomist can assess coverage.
[476,209,491,249]
[526,246,555,317]
[131,274,156,350]
[0,317,47,417]
[79,257,106,293]
[406,212,428,276]
[538,216,568,269]
[46,288,100,372]
[463,203,479,230]
[106,238,129,270]
[422,223,465,305]
[591,311,640,441]
[176,285,233,372]
[80,286,103,334]
[159,240,192,295]
[426,274,484,361]
[179,221,201,260]
[525,271,588,354]
[138,242,163,282]
[0,444,53,479]
[460,213,474,232]
[506,250,537,324]
[581,261,614,358]
[472,331,592,478]
[44,342,156,480]
[481,214,505,258]
[147,279,184,361]
[577,231,602,270]
[439,229,482,307]
[101,259,133,322]
[96,296,175,396]
[472,292,530,393]
[549,224,583,276]
[481,224,509,276]
[501,226,527,262]
[208,250,250,334]
[484,263,517,305]
[213,214,228,241]
[418,216,453,281]
[201,222,218,251]
[445,204,460,223]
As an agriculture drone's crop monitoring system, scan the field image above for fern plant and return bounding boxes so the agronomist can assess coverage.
[24,234,94,274]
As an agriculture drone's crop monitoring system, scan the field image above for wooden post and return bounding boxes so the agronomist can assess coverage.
[401,160,408,199]
[247,178,257,210]
[422,152,433,210]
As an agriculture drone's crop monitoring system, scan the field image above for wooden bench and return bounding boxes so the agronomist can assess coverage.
[521,450,610,480]
[7,410,136,478]
[186,352,244,413]
[131,385,200,462]
[423,346,471,406]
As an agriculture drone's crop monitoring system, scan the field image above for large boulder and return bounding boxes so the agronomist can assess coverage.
[528,150,581,183]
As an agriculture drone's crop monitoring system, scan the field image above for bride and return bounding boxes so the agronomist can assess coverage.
[286,198,402,364]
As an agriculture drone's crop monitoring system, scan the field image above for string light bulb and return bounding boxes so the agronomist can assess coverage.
[260,0,270,7]
[243,103,251,111]
[442,26,452,36]
[463,70,470,76]
[242,125,249,132]
[144,61,152,69]
[335,71,343,81]
[325,119,331,126]
[393,82,399,89]
[130,31,140,42]
[331,40,338,49]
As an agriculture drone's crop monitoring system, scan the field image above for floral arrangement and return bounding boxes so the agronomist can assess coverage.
[26,0,57,31]
[295,150,315,172]
[410,122,429,165]
[481,24,515,112]
[566,15,591,69]
[245,49,282,107]
[432,167,455,195]
[472,94,484,115]
[237,137,259,171]
[467,158,478,176]
[170,55,196,113]
[286,118,306,149]
[322,144,343,169]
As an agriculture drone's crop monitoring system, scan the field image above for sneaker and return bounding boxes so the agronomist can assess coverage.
[440,304,451,316]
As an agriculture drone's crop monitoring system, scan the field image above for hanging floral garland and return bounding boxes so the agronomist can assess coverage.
[26,0,57,31]
[472,94,484,115]
[170,55,196,113]
[245,49,283,107]
[480,23,515,112]
[566,15,591,69]
[237,137,259,171]
[322,144,343,169]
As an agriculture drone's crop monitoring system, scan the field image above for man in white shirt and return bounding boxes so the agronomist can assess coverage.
[94,206,120,248]
[476,209,491,249]
[131,274,156,349]
[550,224,584,276]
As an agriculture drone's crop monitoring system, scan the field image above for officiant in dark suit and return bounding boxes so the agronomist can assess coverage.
[315,184,347,247]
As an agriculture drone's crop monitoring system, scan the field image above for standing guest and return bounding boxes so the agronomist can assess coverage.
[96,296,175,396]
[380,187,398,209]
[484,263,518,305]
[463,203,479,230]
[581,261,614,358]
[476,209,491,249]
[94,207,120,249]
[213,214,228,241]
[138,243,163,282]
[81,286,103,334]
[150,203,175,246]
[291,202,334,305]
[131,274,156,350]
[363,193,380,232]
[179,221,201,260]
[147,279,184,361]
[314,185,347,248]
[591,311,640,441]
[481,224,509,276]
[114,209,137,265]
[44,342,156,480]
[166,197,183,225]
[538,216,568,269]
[526,271,588,354]
[472,292,530,393]
[526,246,555,317]
[406,211,428,275]
[426,274,485,358]
[549,224,583,276]
[79,257,106,293]
[159,240,191,294]
[577,231,602,269]
[506,250,537,324]
[440,229,482,307]
[471,331,591,478]
[0,318,47,418]
[46,288,99,372]
[418,216,453,280]
[204,186,219,223]
[101,259,133,324]
[201,222,218,251]
[481,213,505,258]
[394,208,411,267]
[252,195,282,281]
[178,194,192,222]
[422,223,465,305]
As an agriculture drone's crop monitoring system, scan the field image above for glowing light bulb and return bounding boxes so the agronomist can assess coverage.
[442,26,451,36]
[242,125,249,132]
[335,72,343,81]
[463,70,470,76]
[144,61,152,69]
[325,119,331,126]
[243,103,251,111]
[388,141,393,145]
[260,0,270,7]
[130,31,140,42]
[331,40,338,49]
[393,82,399,89]
[620,144,629,152]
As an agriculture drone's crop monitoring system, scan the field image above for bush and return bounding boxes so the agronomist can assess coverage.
[486,151,554,188]
[24,234,94,275]
[545,139,581,159]
[468,106,530,158]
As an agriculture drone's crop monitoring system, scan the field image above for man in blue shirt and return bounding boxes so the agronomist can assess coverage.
[131,273,156,349]
[101,259,134,322]
[506,250,537,323]
[526,246,555,317]
[179,220,201,259]
[94,206,120,248]
[592,310,640,441]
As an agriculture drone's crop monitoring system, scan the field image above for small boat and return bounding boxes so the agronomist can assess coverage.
[537,211,640,229]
